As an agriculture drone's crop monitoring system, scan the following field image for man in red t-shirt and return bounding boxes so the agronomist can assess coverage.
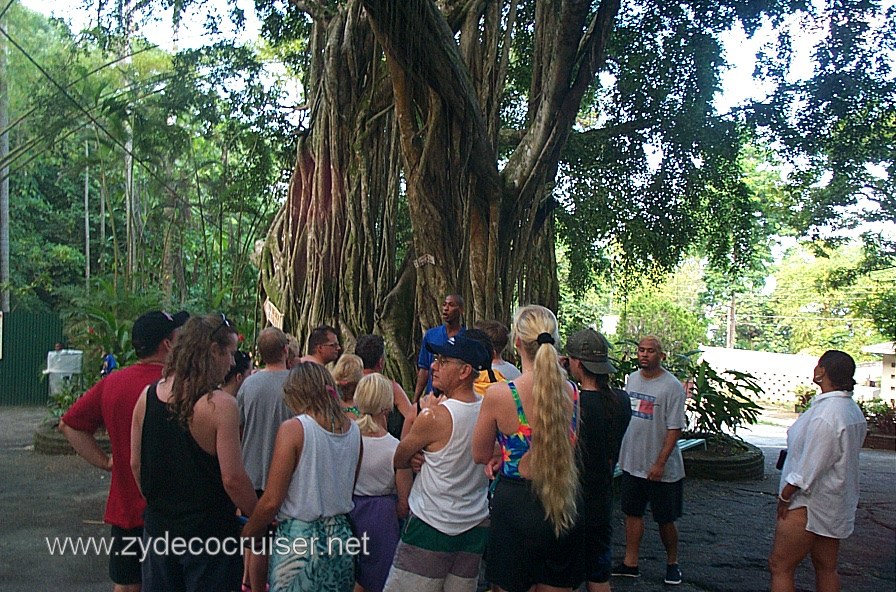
[60,310,188,592]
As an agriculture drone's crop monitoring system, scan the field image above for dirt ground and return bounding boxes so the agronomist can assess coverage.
[1,407,893,592]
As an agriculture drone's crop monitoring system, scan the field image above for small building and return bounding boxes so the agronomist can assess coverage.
[861,342,896,400]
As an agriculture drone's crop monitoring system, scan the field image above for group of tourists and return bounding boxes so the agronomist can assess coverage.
[58,296,866,592]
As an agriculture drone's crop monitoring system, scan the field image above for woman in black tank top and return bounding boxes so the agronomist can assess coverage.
[131,314,258,592]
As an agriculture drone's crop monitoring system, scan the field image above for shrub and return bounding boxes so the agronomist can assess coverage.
[793,384,817,413]
[859,399,896,436]
[47,379,83,422]
[687,360,763,439]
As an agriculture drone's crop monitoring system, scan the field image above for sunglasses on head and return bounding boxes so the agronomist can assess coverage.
[210,313,233,339]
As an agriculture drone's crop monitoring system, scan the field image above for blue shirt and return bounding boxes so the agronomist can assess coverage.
[417,325,465,394]
[101,353,118,376]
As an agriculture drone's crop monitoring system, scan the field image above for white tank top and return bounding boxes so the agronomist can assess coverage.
[354,433,399,497]
[277,414,360,522]
[408,398,489,535]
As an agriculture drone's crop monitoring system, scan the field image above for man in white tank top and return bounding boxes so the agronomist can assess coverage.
[383,335,492,592]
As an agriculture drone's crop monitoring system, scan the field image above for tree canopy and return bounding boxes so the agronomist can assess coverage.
[3,0,893,380]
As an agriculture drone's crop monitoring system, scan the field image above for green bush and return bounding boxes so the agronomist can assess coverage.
[47,380,83,421]
[859,399,896,436]
[687,360,763,438]
[793,384,817,412]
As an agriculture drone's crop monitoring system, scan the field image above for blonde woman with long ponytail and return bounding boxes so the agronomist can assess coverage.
[473,305,583,592]
[349,373,413,592]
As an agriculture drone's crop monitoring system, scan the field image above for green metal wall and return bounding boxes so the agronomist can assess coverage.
[0,311,64,405]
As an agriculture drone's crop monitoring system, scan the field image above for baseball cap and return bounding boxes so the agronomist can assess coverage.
[132,310,190,357]
[426,335,491,371]
[566,329,616,375]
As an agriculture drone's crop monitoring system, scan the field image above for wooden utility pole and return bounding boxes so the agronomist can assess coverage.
[726,292,736,349]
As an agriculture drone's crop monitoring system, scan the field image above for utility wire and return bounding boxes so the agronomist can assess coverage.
[0,0,13,22]
[0,23,183,198]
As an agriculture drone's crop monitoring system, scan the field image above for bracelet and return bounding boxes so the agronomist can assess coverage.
[778,493,792,504]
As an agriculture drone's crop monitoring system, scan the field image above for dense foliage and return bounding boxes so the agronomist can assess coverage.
[2,2,292,319]
[1,0,892,377]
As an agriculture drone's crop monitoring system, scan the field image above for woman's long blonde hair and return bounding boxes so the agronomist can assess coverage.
[353,373,393,435]
[283,362,346,433]
[331,354,364,402]
[512,304,579,535]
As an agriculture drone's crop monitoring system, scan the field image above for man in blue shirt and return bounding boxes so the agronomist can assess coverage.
[100,352,118,377]
[413,294,465,400]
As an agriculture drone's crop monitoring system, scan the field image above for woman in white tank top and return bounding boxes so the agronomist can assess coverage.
[242,362,362,592]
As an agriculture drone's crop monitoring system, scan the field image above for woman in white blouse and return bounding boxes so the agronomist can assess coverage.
[769,350,867,592]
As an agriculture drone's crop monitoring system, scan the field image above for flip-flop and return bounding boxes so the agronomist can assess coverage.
[241,584,251,592]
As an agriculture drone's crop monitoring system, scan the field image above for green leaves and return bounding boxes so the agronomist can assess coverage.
[750,0,895,239]
[687,360,763,437]
[5,3,292,316]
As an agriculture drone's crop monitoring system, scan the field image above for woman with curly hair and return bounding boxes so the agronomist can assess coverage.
[242,362,362,592]
[130,314,258,591]
[473,304,583,592]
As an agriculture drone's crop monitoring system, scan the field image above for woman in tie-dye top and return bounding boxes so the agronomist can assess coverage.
[473,305,584,592]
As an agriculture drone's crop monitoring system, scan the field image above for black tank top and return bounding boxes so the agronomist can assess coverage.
[140,382,238,539]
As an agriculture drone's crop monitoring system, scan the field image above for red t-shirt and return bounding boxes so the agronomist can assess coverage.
[62,362,163,529]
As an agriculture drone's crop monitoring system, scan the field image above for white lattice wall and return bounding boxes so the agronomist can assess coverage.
[699,347,818,405]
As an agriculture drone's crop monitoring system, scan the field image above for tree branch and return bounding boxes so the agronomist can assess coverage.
[504,0,620,210]
[361,0,500,195]
[440,0,489,32]
[290,0,336,23]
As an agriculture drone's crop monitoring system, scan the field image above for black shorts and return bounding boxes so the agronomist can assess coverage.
[109,525,143,585]
[486,476,584,592]
[619,472,683,524]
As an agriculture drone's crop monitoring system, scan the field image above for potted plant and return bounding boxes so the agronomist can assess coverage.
[33,379,105,455]
[680,359,766,480]
[792,384,816,413]
[858,399,896,451]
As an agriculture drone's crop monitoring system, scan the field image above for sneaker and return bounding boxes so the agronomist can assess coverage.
[611,562,640,578]
[664,563,682,585]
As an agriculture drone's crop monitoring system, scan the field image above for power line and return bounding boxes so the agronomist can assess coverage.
[0,23,182,199]
[733,315,876,321]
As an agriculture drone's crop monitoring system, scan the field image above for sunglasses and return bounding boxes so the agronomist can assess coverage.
[434,355,467,367]
[210,313,233,339]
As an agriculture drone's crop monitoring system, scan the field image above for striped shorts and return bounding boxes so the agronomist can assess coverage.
[382,514,488,592]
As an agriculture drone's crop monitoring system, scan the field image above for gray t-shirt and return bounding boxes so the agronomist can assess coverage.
[237,369,292,490]
[492,360,522,380]
[617,369,686,482]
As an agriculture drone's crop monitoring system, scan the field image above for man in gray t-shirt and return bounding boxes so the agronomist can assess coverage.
[237,327,293,592]
[612,336,687,586]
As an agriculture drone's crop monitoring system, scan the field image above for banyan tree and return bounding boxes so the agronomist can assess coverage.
[250,0,889,382]
[257,0,619,384]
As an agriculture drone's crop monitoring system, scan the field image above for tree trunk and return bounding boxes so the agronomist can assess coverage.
[260,2,404,353]
[261,0,620,380]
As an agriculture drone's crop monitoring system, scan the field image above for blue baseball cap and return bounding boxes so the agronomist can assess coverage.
[426,335,491,371]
